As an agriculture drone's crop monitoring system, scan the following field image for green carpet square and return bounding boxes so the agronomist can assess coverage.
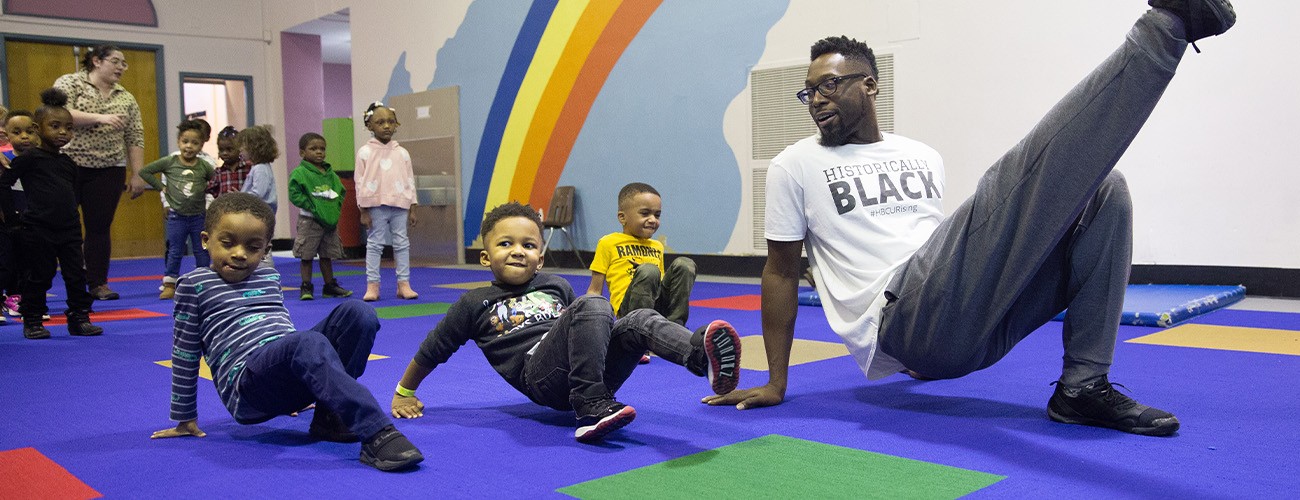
[558,434,1004,499]
[374,302,452,319]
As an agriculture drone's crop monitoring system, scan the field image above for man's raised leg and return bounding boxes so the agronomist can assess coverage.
[882,7,1195,375]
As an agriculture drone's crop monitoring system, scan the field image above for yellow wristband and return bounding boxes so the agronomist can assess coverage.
[395,384,416,398]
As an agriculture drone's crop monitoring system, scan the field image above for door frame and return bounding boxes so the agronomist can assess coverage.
[177,71,255,126]
[0,33,167,158]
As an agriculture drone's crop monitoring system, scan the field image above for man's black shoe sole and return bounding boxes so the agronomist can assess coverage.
[1047,406,1180,437]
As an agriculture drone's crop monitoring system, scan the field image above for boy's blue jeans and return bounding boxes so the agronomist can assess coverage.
[164,211,209,279]
[522,295,705,417]
[234,300,392,440]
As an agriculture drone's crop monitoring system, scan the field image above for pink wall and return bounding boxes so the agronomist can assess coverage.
[280,31,324,171]
[323,63,353,120]
[3,0,157,26]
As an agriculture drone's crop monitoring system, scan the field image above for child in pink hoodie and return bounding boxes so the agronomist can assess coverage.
[355,102,418,301]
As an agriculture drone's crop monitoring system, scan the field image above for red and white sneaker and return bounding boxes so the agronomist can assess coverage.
[575,401,636,443]
[702,320,742,395]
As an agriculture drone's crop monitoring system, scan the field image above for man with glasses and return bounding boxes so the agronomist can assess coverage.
[703,0,1235,437]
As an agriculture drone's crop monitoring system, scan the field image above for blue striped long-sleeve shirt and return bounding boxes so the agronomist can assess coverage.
[169,266,296,422]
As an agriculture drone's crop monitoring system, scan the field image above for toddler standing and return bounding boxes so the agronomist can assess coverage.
[235,125,279,269]
[138,119,216,299]
[288,132,351,300]
[0,110,40,321]
[355,102,418,301]
[206,126,251,199]
[0,89,102,339]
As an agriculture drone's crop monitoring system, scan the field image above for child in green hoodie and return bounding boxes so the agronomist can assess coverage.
[288,133,351,300]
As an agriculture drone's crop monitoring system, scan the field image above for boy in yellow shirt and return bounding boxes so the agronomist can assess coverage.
[587,183,697,342]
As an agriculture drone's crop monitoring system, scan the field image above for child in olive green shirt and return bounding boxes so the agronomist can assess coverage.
[137,119,215,299]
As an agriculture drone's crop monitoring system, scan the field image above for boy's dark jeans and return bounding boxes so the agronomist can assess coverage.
[523,295,700,416]
[620,257,696,326]
[235,300,392,440]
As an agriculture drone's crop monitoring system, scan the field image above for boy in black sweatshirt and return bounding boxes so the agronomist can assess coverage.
[390,202,742,442]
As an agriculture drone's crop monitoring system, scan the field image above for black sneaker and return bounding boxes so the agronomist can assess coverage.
[701,320,741,395]
[360,425,423,472]
[309,406,359,443]
[300,283,314,301]
[574,400,636,443]
[66,313,103,337]
[1149,0,1236,50]
[23,321,51,340]
[322,281,353,298]
[1047,377,1179,436]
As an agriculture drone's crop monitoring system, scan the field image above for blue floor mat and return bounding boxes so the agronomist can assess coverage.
[1052,284,1246,327]
[800,284,1246,328]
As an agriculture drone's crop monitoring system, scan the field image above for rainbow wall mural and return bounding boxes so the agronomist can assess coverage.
[391,0,787,250]
[470,0,662,243]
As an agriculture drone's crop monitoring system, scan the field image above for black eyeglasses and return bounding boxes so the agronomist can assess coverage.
[796,73,869,105]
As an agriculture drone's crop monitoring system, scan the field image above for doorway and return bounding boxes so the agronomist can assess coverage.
[2,36,167,258]
[179,73,253,159]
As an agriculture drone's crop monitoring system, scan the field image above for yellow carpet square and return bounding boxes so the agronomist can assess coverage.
[739,335,849,371]
[1127,324,1300,356]
[156,353,389,380]
[438,280,494,290]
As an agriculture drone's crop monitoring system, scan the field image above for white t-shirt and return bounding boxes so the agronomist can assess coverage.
[766,133,946,379]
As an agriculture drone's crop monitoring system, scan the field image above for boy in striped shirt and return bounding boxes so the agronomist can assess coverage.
[150,192,423,472]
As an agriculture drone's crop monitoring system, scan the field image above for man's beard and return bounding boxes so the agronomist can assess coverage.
[818,123,851,147]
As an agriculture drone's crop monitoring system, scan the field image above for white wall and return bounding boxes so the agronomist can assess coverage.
[346,0,473,157]
[742,0,1297,268]
[5,0,1294,267]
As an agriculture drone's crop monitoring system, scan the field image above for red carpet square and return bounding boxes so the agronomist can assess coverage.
[0,448,101,499]
[108,274,165,283]
[45,308,168,326]
[690,294,762,311]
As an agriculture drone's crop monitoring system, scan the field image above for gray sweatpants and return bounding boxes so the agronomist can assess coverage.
[878,10,1188,387]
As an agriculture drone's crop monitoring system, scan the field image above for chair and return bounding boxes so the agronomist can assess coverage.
[542,185,585,268]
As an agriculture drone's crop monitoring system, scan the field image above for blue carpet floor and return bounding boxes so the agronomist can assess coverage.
[1,257,1296,498]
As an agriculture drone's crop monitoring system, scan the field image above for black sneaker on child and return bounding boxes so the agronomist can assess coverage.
[322,280,353,298]
[309,406,359,443]
[360,425,424,472]
[1149,0,1236,51]
[23,321,51,340]
[67,312,103,337]
[701,320,741,395]
[300,283,315,301]
[1047,377,1179,437]
[574,400,636,443]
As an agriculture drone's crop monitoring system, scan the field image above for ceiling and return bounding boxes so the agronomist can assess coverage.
[283,8,351,65]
